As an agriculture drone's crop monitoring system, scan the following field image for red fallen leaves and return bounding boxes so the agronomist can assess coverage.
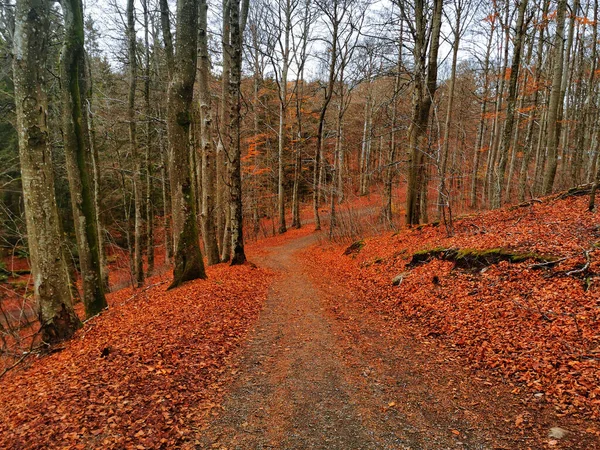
[303,195,600,419]
[0,263,272,449]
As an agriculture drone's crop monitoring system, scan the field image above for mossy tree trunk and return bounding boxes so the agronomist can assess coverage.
[13,0,81,343]
[60,0,107,317]
[167,0,206,288]
[403,0,443,226]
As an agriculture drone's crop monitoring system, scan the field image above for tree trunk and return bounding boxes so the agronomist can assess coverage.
[405,0,443,226]
[167,0,206,288]
[143,0,154,277]
[438,5,462,218]
[61,0,107,317]
[127,0,144,287]
[518,0,549,202]
[86,59,109,291]
[542,0,567,194]
[218,0,232,259]
[492,0,528,208]
[13,0,81,342]
[198,0,220,265]
[313,1,340,231]
[470,17,494,208]
[382,41,402,225]
[227,0,249,265]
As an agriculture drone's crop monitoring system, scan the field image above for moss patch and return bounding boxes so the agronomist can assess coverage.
[408,247,557,270]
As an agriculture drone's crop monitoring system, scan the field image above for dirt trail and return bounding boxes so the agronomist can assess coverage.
[198,233,594,449]
[199,235,481,449]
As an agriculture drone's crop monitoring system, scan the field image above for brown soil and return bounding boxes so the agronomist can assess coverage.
[197,233,599,449]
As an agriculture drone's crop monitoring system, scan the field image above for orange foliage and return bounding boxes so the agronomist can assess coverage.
[0,264,273,448]
[302,195,600,419]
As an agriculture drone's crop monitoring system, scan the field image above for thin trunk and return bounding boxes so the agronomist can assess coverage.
[383,40,402,225]
[198,0,220,265]
[542,0,568,194]
[470,19,493,208]
[518,0,549,202]
[492,0,528,208]
[143,0,154,277]
[86,59,109,291]
[127,0,144,287]
[438,5,461,218]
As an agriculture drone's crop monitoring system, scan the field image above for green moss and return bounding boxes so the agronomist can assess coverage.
[409,247,557,270]
[343,240,365,256]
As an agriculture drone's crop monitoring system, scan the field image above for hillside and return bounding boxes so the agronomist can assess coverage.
[0,192,599,449]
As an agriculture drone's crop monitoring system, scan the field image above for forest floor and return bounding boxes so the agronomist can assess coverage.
[0,192,599,449]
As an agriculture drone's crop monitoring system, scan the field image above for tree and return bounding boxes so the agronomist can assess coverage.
[225,0,250,265]
[267,0,301,234]
[167,0,206,288]
[198,0,220,265]
[542,0,568,194]
[126,0,144,287]
[60,0,107,316]
[13,0,81,342]
[492,0,530,208]
[401,0,444,225]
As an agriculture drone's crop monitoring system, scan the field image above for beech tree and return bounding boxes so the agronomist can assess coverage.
[167,0,206,288]
[126,0,144,287]
[60,0,107,316]
[401,0,443,226]
[13,0,81,341]
[198,0,220,265]
[223,0,249,265]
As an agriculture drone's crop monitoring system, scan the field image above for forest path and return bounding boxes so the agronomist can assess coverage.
[197,233,498,450]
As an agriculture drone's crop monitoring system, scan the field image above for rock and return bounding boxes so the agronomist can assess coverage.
[548,427,569,439]
[392,273,408,286]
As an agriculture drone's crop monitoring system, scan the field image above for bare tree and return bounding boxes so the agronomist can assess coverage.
[400,0,444,225]
[61,0,107,316]
[198,0,220,265]
[126,0,144,286]
[167,0,206,287]
[542,0,567,194]
[13,0,81,342]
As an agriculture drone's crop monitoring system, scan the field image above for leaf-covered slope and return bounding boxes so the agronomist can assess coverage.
[305,195,600,419]
[0,264,272,449]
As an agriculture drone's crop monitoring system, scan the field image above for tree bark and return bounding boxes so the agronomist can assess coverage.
[198,0,220,265]
[227,0,249,265]
[61,0,107,316]
[13,0,81,342]
[405,0,443,226]
[126,0,144,287]
[542,0,567,194]
[167,0,206,288]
